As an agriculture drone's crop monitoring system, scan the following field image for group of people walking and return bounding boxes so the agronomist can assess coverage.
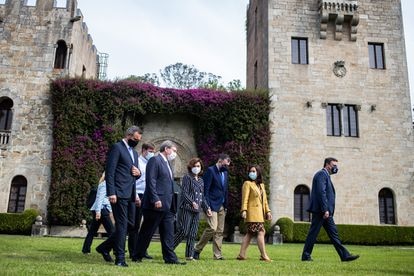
[82,125,359,267]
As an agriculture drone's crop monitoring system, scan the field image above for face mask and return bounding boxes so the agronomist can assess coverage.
[127,139,138,148]
[248,172,257,181]
[219,164,228,172]
[167,151,177,161]
[145,152,154,160]
[191,167,201,175]
[331,165,338,174]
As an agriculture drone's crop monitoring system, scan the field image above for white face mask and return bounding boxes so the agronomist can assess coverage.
[145,152,154,160]
[191,167,201,175]
[167,151,177,161]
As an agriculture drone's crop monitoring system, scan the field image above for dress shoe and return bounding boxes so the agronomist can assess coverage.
[342,255,360,262]
[131,258,142,263]
[214,256,224,260]
[165,260,187,265]
[193,250,200,260]
[114,261,128,267]
[143,253,153,259]
[301,258,313,261]
[96,247,113,263]
[236,255,246,260]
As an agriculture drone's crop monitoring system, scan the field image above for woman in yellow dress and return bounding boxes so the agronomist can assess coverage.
[237,165,272,262]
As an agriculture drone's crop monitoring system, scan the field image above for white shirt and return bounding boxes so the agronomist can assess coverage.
[136,155,148,195]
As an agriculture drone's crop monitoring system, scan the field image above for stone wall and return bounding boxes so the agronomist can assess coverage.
[247,0,414,225]
[0,0,98,218]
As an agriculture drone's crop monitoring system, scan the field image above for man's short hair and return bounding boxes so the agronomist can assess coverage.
[218,153,230,162]
[125,125,143,136]
[324,157,338,167]
[142,142,155,151]
[159,140,175,152]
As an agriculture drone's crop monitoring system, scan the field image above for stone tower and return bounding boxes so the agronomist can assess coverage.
[247,0,414,225]
[0,0,100,218]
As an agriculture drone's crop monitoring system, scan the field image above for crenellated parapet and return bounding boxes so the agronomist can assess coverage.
[318,0,359,41]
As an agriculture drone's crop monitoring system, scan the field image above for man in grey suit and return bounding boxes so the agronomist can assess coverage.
[133,140,186,265]
[301,157,359,262]
[96,126,142,267]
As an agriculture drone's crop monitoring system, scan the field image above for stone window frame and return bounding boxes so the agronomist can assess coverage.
[291,37,309,65]
[0,96,13,146]
[7,175,28,213]
[294,185,310,222]
[378,188,396,225]
[368,42,385,69]
[54,40,68,69]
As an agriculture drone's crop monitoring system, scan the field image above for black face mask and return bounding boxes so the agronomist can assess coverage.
[127,139,138,148]
[331,165,338,174]
[219,164,228,172]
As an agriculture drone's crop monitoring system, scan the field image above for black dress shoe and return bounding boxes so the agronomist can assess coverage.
[301,258,313,261]
[193,251,200,260]
[131,258,142,263]
[143,253,153,259]
[96,248,113,263]
[342,255,360,262]
[115,261,128,267]
[165,260,187,265]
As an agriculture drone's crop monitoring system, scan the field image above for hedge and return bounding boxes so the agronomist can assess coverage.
[49,78,270,233]
[0,209,39,235]
[276,217,414,245]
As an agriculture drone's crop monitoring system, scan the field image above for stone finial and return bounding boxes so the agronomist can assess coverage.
[80,219,87,228]
[35,215,43,225]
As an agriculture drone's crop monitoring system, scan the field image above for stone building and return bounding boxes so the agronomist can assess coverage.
[246,0,414,225]
[0,0,101,217]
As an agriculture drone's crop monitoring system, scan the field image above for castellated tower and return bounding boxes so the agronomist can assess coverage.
[0,0,99,218]
[247,0,414,225]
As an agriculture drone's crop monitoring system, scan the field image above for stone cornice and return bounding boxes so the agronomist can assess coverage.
[319,0,359,41]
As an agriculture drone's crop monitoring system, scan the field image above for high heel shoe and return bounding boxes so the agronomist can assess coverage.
[260,256,272,262]
[236,255,247,260]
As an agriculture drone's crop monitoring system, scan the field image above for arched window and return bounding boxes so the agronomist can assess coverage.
[294,185,310,222]
[54,40,67,69]
[378,188,396,224]
[0,97,13,145]
[7,175,28,213]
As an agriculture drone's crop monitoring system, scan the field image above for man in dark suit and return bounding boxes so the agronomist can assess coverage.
[133,140,185,265]
[301,157,359,262]
[193,154,231,260]
[96,126,142,267]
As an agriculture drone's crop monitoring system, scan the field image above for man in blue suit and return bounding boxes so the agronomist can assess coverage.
[133,140,186,265]
[193,154,231,260]
[96,126,142,267]
[301,157,359,262]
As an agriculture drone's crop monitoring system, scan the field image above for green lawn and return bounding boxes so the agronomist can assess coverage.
[0,235,413,275]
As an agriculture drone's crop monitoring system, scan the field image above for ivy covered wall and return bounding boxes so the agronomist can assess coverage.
[48,78,270,233]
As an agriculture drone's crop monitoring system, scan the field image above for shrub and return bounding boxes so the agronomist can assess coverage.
[0,209,39,235]
[275,217,294,241]
[276,217,414,245]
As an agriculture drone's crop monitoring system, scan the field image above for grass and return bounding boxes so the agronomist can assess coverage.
[0,235,413,275]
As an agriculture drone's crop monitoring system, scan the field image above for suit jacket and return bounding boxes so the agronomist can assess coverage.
[307,168,336,215]
[142,154,175,212]
[203,165,228,212]
[105,140,138,200]
[240,180,270,222]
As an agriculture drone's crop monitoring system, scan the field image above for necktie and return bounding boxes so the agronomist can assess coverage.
[221,172,225,187]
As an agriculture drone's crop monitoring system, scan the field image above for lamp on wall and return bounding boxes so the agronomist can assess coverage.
[306,101,312,108]
[370,104,376,112]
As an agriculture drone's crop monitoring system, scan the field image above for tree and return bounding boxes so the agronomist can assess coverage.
[160,62,223,89]
[123,73,160,86]
[226,79,243,91]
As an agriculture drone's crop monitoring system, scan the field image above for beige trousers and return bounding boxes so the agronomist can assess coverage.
[195,206,226,259]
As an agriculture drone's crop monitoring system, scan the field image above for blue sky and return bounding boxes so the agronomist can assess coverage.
[77,0,413,104]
